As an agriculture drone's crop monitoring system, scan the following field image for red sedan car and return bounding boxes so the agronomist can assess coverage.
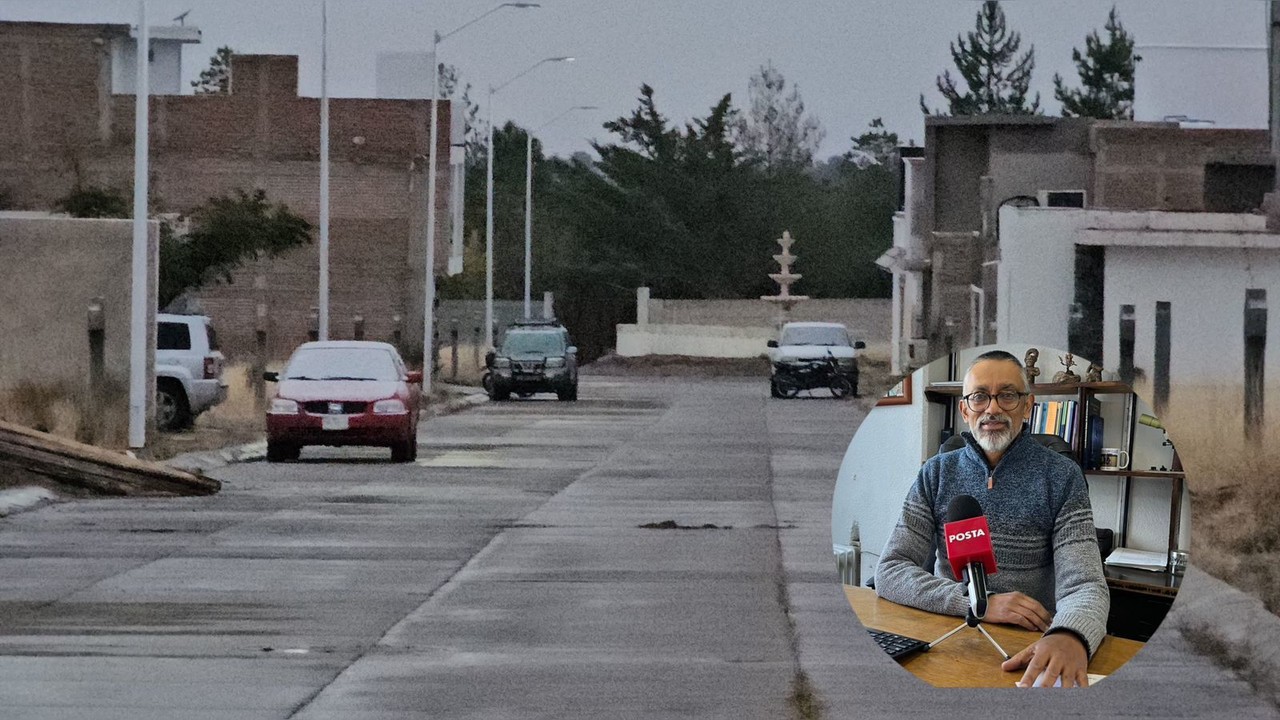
[264,341,422,462]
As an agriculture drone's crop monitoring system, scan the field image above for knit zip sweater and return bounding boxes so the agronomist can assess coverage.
[873,428,1110,656]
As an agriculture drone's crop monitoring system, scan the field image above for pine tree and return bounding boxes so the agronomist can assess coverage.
[1054,6,1138,120]
[191,46,233,94]
[846,118,900,168]
[734,61,824,171]
[921,1,1040,116]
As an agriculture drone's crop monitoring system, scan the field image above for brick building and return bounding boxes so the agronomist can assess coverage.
[880,115,1270,373]
[0,20,452,361]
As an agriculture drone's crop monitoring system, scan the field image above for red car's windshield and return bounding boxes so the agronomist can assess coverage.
[284,347,401,382]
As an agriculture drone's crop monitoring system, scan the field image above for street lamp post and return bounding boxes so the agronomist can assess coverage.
[524,105,597,318]
[423,2,539,395]
[483,56,574,346]
[318,0,330,341]
[129,0,150,449]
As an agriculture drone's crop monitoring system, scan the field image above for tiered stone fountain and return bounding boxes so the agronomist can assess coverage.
[760,230,809,325]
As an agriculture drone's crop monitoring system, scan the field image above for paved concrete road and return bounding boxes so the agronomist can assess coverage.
[0,377,1275,719]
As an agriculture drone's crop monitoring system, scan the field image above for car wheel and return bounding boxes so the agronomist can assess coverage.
[391,440,417,463]
[829,376,854,399]
[771,375,799,399]
[557,385,577,402]
[491,387,511,401]
[481,372,494,395]
[266,441,299,462]
[156,381,191,431]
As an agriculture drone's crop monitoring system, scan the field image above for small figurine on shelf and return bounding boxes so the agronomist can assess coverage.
[1052,352,1081,384]
[1024,348,1041,385]
[1084,362,1103,383]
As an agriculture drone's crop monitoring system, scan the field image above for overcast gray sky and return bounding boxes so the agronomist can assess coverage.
[0,1,1268,158]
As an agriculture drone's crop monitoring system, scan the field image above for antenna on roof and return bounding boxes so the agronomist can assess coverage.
[173,9,191,25]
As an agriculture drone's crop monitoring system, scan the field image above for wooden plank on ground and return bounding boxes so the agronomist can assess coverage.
[0,419,219,496]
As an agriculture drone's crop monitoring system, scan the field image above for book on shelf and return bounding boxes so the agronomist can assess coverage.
[1028,399,1078,446]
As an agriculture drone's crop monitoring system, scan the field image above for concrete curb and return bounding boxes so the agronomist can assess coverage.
[1168,564,1280,707]
[163,384,488,476]
[164,439,269,475]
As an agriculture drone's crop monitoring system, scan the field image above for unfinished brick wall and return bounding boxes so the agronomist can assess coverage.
[0,22,452,364]
[1092,125,1269,211]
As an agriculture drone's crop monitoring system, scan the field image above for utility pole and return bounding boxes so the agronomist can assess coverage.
[1266,2,1280,227]
[1271,0,1280,184]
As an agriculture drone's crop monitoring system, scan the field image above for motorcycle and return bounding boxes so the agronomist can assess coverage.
[770,352,855,399]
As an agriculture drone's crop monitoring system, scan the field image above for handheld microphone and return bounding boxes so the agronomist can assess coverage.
[943,494,998,622]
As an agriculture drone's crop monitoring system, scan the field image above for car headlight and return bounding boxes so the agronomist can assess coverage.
[545,357,565,368]
[269,398,299,414]
[493,357,511,368]
[373,399,407,414]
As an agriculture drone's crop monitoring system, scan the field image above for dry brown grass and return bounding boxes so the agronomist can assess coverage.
[143,363,267,461]
[436,343,486,386]
[1148,383,1280,614]
[0,378,130,447]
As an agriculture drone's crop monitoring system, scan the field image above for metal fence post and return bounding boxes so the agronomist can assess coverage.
[449,321,459,381]
[253,302,269,411]
[86,297,106,393]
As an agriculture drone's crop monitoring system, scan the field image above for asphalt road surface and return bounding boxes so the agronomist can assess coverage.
[0,377,1276,719]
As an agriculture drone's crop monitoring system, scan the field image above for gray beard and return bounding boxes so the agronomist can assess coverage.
[973,414,1017,455]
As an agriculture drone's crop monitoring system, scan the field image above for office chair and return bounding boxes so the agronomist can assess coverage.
[936,431,1073,458]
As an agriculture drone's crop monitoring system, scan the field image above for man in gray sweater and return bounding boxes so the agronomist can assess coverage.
[874,350,1109,688]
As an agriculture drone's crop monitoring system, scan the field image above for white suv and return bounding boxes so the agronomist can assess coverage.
[156,313,228,430]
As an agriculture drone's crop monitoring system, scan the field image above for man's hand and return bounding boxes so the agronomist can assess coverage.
[985,592,1051,632]
[1002,632,1089,688]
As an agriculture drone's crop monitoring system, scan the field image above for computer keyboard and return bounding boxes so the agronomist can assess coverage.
[867,628,929,660]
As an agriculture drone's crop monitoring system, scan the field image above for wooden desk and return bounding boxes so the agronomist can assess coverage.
[845,585,1144,688]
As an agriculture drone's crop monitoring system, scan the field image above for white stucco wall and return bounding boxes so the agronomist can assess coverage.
[1101,244,1280,384]
[112,37,189,95]
[995,207,1081,353]
[615,324,775,358]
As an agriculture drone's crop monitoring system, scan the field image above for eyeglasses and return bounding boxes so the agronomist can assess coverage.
[961,390,1029,412]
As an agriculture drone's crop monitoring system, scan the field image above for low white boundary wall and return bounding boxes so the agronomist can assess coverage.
[616,324,774,358]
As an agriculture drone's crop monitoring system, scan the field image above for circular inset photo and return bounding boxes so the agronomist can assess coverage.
[832,344,1188,688]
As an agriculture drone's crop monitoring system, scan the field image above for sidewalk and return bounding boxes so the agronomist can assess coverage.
[1166,565,1280,707]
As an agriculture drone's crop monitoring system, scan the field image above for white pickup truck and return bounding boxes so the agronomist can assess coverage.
[766,321,865,398]
[156,313,228,430]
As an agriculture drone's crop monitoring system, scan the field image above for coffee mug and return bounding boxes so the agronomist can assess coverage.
[1099,447,1129,470]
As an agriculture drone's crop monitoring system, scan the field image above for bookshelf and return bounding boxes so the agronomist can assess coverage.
[924,376,1186,640]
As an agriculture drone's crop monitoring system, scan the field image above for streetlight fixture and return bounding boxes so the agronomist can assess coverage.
[484,55,575,347]
[524,104,597,318]
[423,2,539,395]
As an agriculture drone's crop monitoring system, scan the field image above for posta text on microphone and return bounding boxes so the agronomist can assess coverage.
[943,515,998,580]
[942,494,999,621]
